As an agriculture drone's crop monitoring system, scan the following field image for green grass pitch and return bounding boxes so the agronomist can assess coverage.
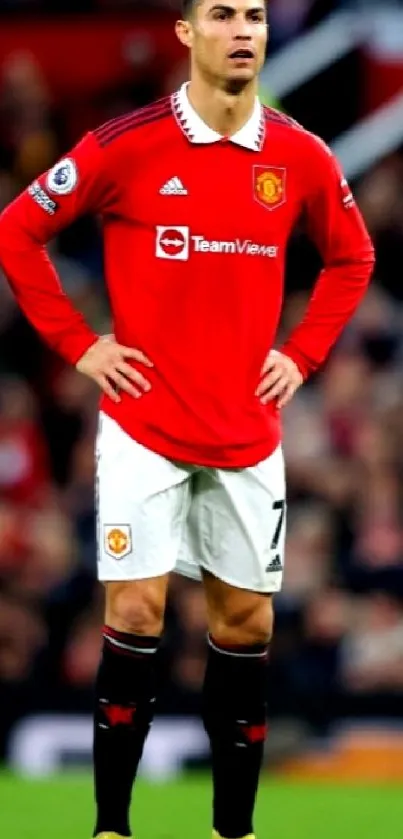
[0,773,401,838]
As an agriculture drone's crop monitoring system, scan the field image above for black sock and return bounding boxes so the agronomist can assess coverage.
[203,635,269,839]
[93,626,160,837]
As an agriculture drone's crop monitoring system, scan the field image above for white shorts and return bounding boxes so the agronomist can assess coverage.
[95,412,286,593]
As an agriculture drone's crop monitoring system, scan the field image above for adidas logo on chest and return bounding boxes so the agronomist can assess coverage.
[160,176,188,196]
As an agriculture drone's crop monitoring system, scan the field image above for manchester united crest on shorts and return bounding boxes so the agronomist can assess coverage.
[104,525,132,559]
[253,166,286,211]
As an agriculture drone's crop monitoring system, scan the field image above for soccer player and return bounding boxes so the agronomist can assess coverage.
[0,1,374,838]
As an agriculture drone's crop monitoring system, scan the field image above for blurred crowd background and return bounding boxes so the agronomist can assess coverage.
[1,0,403,777]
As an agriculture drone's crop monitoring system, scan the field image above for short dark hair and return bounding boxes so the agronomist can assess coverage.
[182,1,267,18]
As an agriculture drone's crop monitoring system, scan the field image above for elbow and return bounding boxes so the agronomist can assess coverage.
[365,246,376,282]
[0,208,30,285]
[347,241,376,277]
[0,203,36,266]
[367,239,376,269]
[0,199,46,259]
[365,233,376,272]
[0,213,14,272]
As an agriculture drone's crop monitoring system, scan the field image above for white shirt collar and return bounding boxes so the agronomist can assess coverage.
[172,83,265,152]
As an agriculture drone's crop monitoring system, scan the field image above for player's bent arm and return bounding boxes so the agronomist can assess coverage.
[0,134,152,400]
[280,138,375,379]
[0,133,116,364]
[0,203,98,365]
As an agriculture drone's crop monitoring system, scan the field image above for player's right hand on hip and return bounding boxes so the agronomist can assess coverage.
[76,336,153,403]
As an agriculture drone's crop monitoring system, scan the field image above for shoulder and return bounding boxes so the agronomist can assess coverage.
[263,106,333,159]
[263,105,303,132]
[93,95,173,149]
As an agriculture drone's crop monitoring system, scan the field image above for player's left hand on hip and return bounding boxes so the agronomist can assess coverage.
[256,349,303,408]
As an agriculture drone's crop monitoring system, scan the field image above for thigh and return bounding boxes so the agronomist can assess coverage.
[96,412,193,581]
[195,445,286,593]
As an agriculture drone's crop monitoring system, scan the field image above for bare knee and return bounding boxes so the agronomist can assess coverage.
[211,598,274,647]
[204,574,274,647]
[105,576,168,637]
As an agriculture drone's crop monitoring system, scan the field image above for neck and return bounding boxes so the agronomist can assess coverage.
[187,73,258,137]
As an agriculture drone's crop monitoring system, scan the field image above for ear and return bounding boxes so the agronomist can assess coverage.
[175,19,194,50]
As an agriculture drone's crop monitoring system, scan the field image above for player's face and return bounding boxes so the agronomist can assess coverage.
[178,1,268,90]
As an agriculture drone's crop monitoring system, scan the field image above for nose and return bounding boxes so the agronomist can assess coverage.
[232,16,253,40]
[234,31,252,41]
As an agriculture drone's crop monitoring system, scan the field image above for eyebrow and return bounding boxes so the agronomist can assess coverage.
[208,4,266,14]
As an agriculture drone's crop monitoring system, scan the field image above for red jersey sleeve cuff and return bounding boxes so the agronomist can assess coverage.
[279,342,315,380]
[55,329,99,366]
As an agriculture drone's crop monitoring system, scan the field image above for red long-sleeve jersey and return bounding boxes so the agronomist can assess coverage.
[0,85,374,467]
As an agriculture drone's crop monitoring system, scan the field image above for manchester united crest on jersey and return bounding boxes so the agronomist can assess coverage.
[253,167,286,210]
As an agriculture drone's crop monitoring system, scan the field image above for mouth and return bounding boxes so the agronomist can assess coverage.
[228,48,255,61]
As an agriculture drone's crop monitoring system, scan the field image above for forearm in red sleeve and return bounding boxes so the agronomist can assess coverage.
[281,144,375,379]
[281,250,374,378]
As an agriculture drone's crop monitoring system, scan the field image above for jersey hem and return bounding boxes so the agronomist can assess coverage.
[100,403,281,469]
